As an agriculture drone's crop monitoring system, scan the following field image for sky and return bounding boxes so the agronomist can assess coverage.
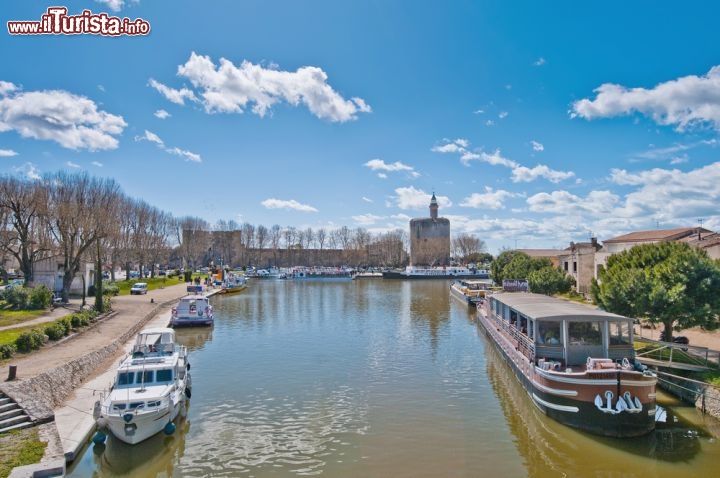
[2,1,720,255]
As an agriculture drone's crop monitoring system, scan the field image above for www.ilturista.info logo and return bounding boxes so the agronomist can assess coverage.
[7,7,150,36]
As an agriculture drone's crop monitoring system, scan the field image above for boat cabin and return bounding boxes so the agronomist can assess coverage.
[485,292,635,368]
[174,295,211,316]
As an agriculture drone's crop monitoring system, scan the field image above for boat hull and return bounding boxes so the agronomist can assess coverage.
[102,397,185,445]
[171,316,213,327]
[476,309,656,438]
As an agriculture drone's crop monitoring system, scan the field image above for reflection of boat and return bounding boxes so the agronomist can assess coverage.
[216,271,248,295]
[93,412,189,477]
[174,326,214,352]
[477,292,657,437]
[449,279,492,307]
[171,295,214,327]
[281,266,352,279]
[94,328,192,445]
[382,265,490,279]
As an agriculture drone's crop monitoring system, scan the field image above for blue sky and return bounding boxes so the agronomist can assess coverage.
[2,1,720,255]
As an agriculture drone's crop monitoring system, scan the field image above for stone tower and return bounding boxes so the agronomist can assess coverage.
[409,193,450,266]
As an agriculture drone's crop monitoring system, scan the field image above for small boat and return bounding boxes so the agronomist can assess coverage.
[94,328,192,445]
[170,295,214,327]
[351,269,384,279]
[449,279,492,307]
[476,292,657,438]
[216,271,248,295]
[382,265,490,279]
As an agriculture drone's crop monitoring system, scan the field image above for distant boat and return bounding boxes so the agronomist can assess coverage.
[351,270,383,279]
[216,271,248,295]
[171,295,214,327]
[449,279,493,307]
[94,328,191,445]
[281,266,353,279]
[382,265,490,280]
[476,292,657,438]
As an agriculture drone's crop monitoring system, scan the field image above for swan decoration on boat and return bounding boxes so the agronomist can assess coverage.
[593,390,643,414]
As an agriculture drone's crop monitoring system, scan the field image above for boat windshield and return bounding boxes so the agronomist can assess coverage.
[117,369,173,386]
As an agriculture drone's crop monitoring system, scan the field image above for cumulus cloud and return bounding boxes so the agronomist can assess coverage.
[134,129,201,162]
[527,190,619,215]
[95,0,128,12]
[511,164,575,183]
[13,162,40,180]
[534,57,546,66]
[393,186,451,210]
[153,52,371,122]
[261,198,318,212]
[531,140,544,152]
[154,109,171,119]
[571,65,720,131]
[364,158,419,178]
[352,213,383,225]
[0,83,126,150]
[460,187,518,210]
[0,148,18,157]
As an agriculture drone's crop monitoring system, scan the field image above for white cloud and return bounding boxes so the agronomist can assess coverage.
[0,81,18,96]
[134,130,201,162]
[97,85,105,92]
[511,164,575,183]
[393,186,451,210]
[377,172,387,179]
[148,79,197,106]
[95,0,127,11]
[485,120,495,127]
[155,52,371,122]
[534,57,546,67]
[572,65,720,131]
[91,161,103,167]
[154,109,171,119]
[167,147,201,163]
[0,148,18,157]
[461,149,518,168]
[13,162,40,180]
[460,187,518,210]
[261,198,318,212]
[135,129,164,146]
[66,161,81,169]
[498,111,508,119]
[364,158,418,178]
[531,140,544,152]
[527,190,619,215]
[362,196,373,203]
[352,213,383,225]
[0,85,126,150]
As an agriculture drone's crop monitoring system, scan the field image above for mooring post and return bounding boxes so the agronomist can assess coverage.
[7,365,17,381]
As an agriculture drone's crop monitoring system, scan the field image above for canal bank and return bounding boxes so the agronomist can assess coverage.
[1,282,196,477]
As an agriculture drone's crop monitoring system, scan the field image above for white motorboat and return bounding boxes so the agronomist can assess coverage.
[171,294,214,327]
[94,328,192,445]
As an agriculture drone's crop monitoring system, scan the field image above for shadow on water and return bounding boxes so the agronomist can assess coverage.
[480,329,713,478]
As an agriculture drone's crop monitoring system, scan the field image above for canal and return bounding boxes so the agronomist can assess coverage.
[67,279,720,477]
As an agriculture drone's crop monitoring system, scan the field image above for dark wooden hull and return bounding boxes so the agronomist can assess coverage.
[476,310,657,438]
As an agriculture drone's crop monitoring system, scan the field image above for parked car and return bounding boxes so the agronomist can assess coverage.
[130,282,148,295]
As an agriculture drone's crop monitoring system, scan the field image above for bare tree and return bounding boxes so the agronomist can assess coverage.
[0,176,51,283]
[451,233,486,262]
[41,172,120,303]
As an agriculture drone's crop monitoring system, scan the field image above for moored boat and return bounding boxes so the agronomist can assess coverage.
[93,328,192,445]
[449,279,492,307]
[382,265,490,279]
[476,292,657,438]
[216,271,248,295]
[170,294,214,327]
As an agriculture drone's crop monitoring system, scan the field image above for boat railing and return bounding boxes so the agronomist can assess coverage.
[487,312,535,361]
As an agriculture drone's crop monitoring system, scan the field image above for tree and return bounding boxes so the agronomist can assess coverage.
[451,233,486,262]
[491,249,526,285]
[529,266,574,295]
[592,241,720,340]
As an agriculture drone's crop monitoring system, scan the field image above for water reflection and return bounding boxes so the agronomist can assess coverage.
[481,329,713,478]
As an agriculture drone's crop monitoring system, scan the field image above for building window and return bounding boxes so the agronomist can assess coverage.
[573,261,577,273]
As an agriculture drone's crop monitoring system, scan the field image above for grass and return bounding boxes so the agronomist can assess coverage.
[0,306,45,327]
[0,324,44,348]
[0,428,47,478]
[114,275,185,295]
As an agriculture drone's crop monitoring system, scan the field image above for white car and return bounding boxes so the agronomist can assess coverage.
[130,282,148,295]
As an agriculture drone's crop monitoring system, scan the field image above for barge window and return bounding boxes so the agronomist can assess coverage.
[139,371,154,384]
[609,321,631,345]
[156,369,173,382]
[538,322,562,345]
[568,321,602,345]
[117,372,135,385]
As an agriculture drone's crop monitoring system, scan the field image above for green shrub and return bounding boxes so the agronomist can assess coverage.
[3,287,29,309]
[103,283,119,296]
[0,343,15,359]
[28,284,53,309]
[70,312,90,328]
[44,323,65,341]
[15,329,46,353]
